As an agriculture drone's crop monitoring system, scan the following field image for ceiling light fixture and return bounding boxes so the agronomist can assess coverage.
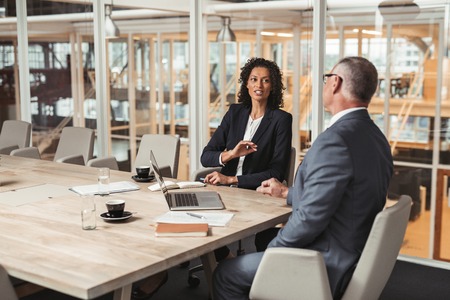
[216,17,236,42]
[105,4,120,39]
[261,31,276,36]
[378,0,420,21]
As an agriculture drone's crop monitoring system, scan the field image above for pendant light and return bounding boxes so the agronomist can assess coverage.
[105,4,120,39]
[216,17,236,42]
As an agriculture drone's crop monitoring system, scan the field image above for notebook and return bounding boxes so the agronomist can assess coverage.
[150,150,225,211]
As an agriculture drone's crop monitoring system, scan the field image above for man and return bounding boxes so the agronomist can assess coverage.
[212,56,393,300]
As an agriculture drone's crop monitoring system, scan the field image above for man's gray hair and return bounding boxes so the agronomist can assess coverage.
[335,56,378,104]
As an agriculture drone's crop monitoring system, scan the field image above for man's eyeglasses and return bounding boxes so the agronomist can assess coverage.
[323,73,343,84]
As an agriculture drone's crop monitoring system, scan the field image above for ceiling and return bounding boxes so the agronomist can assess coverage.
[0,1,446,40]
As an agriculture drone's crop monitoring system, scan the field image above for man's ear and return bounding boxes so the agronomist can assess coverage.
[332,76,342,94]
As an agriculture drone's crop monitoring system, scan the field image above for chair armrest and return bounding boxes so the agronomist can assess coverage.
[249,248,332,300]
[190,167,221,181]
[56,154,85,165]
[10,147,41,159]
[0,144,19,155]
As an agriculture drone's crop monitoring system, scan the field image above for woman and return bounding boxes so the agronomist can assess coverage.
[201,57,292,190]
[201,57,292,262]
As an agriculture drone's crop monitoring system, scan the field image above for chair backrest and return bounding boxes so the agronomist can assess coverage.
[0,120,31,153]
[250,247,333,300]
[284,147,296,187]
[0,265,18,300]
[10,147,41,159]
[341,195,412,300]
[135,134,180,178]
[87,156,119,170]
[54,127,95,164]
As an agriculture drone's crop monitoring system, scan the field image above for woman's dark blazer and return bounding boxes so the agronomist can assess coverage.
[201,103,292,190]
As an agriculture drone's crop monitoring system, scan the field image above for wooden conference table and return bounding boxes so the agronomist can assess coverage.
[0,155,291,299]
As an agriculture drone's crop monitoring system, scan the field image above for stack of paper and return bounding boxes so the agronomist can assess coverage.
[155,211,234,227]
[70,181,140,195]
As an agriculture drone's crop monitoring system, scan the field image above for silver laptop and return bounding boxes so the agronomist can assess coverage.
[150,151,225,210]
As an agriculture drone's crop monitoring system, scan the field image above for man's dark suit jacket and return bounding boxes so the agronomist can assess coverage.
[268,109,393,298]
[201,103,292,190]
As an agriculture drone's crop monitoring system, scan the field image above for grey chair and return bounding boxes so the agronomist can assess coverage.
[135,134,180,178]
[249,195,412,300]
[0,265,18,300]
[10,147,41,159]
[283,147,296,187]
[0,120,31,155]
[87,156,119,170]
[54,127,95,165]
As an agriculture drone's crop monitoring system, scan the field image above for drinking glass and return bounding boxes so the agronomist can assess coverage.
[81,195,96,230]
[98,167,110,196]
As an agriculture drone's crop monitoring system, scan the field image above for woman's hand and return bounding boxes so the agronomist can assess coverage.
[204,171,238,186]
[221,141,257,164]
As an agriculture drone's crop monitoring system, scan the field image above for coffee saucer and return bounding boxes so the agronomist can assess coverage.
[131,174,154,182]
[100,211,133,221]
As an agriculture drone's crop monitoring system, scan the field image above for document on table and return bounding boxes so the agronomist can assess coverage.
[0,183,71,206]
[70,181,140,195]
[155,211,234,227]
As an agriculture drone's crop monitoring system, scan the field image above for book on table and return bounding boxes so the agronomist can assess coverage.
[154,222,209,237]
[148,180,205,192]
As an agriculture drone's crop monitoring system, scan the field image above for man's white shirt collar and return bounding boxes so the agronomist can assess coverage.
[327,107,366,128]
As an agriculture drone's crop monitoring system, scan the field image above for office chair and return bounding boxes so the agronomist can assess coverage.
[10,147,41,159]
[0,120,31,155]
[284,147,296,187]
[87,156,119,170]
[53,127,95,165]
[186,147,297,287]
[249,195,412,300]
[135,134,180,178]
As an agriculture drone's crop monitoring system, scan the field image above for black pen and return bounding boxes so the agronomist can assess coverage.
[186,212,206,220]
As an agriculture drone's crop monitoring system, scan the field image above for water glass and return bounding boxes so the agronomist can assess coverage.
[81,195,96,230]
[98,167,110,196]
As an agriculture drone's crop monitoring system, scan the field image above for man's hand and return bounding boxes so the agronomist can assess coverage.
[256,178,288,198]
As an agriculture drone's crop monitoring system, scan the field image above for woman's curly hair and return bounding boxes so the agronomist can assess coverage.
[237,57,285,109]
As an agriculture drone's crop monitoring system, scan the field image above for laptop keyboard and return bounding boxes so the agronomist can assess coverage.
[174,193,199,207]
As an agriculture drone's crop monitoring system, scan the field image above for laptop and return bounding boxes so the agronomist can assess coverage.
[150,151,225,211]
